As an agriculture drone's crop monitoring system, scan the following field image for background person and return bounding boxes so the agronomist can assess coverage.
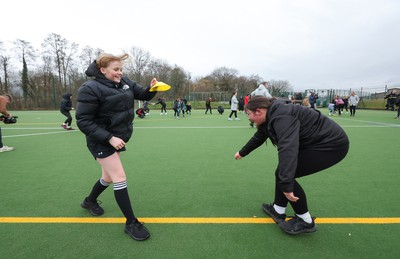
[249,82,271,126]
[308,92,318,109]
[348,91,359,117]
[251,81,272,98]
[333,95,344,116]
[155,97,167,115]
[244,94,250,108]
[234,96,349,235]
[228,91,240,120]
[384,91,396,111]
[205,97,212,114]
[395,94,400,119]
[342,95,349,113]
[238,96,245,113]
[76,53,157,241]
[60,92,74,130]
[0,94,15,152]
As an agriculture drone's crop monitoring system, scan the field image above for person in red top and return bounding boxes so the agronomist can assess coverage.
[244,94,250,107]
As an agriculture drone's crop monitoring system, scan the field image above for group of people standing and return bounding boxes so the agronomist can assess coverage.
[328,92,359,117]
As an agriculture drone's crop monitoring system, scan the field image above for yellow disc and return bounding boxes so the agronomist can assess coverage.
[149,82,171,92]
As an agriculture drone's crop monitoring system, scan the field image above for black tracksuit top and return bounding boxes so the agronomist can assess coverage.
[238,100,349,191]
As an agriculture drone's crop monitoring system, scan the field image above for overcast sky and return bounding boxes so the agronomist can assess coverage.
[1,0,399,91]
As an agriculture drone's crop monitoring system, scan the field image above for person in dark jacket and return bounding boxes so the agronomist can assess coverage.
[205,97,212,114]
[155,97,167,115]
[60,93,74,130]
[75,53,158,241]
[234,96,349,235]
[308,92,318,109]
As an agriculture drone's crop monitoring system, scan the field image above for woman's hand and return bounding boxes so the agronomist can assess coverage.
[284,192,299,202]
[234,152,242,160]
[109,136,125,150]
[150,78,158,88]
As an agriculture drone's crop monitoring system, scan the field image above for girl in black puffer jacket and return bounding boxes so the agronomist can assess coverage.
[76,53,157,241]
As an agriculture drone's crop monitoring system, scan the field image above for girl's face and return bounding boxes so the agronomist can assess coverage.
[100,61,123,83]
[247,108,267,125]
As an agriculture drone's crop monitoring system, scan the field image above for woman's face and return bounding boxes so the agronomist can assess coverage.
[100,60,123,83]
[247,108,267,125]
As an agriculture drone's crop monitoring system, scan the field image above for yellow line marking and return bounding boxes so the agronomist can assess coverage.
[0,217,399,224]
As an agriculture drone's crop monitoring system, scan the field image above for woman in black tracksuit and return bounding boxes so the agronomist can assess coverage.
[76,53,157,241]
[234,96,349,235]
[60,93,74,130]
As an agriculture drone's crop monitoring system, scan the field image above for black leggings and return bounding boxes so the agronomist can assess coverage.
[61,110,72,126]
[350,105,356,116]
[229,110,237,118]
[274,144,349,214]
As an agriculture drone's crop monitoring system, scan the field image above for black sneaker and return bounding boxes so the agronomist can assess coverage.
[81,198,104,216]
[278,215,317,235]
[125,220,150,241]
[262,203,286,223]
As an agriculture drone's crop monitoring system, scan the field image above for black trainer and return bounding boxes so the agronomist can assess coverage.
[81,197,104,216]
[262,203,286,223]
[278,215,317,235]
[125,220,150,241]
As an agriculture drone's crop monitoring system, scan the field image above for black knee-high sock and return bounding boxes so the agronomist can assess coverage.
[87,179,110,202]
[114,181,137,224]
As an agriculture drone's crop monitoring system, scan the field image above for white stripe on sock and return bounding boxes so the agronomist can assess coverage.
[113,181,127,190]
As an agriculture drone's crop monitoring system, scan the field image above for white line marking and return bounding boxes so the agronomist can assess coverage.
[3,131,76,138]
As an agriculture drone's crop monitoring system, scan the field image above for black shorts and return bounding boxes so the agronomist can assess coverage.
[87,142,126,159]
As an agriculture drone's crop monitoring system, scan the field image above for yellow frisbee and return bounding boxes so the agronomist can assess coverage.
[149,82,171,92]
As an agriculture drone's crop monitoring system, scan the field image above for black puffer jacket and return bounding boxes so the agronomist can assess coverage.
[75,61,156,144]
[239,100,349,192]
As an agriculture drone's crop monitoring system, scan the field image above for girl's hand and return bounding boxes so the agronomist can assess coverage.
[109,136,125,150]
[284,192,299,202]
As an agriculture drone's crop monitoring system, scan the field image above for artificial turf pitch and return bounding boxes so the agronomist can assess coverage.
[1,108,399,258]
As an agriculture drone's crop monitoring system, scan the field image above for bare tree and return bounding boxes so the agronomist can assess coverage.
[13,39,37,104]
[79,46,103,74]
[169,65,187,97]
[209,67,238,92]
[0,41,12,93]
[125,46,151,85]
[147,59,172,82]
[269,79,293,97]
[41,33,79,93]
[0,41,4,92]
[13,39,36,64]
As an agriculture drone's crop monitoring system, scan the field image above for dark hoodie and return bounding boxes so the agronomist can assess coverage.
[75,61,156,146]
[60,93,72,112]
[238,100,349,192]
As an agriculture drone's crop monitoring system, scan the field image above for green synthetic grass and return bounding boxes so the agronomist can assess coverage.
[1,108,399,258]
